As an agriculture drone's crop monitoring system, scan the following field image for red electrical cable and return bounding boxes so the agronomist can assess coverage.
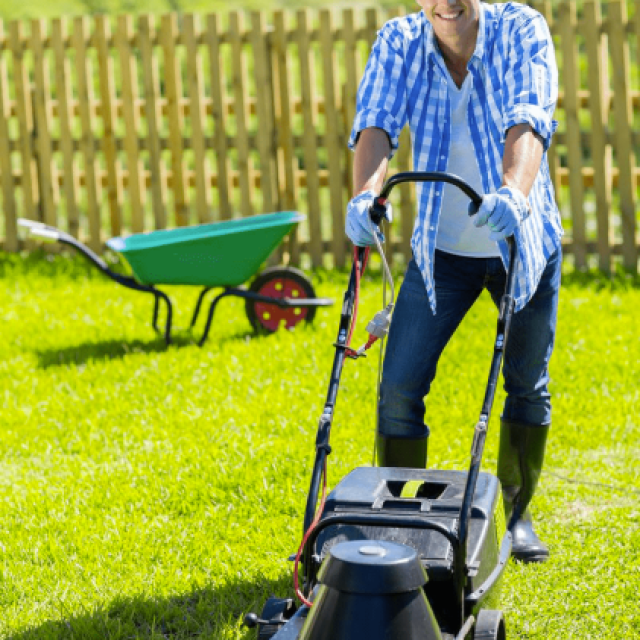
[345,246,370,357]
[293,458,328,607]
[364,333,378,350]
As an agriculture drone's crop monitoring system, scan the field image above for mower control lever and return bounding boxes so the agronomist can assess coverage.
[243,613,265,628]
[243,613,284,628]
[368,197,389,226]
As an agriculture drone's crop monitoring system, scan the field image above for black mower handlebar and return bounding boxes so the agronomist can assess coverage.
[368,170,484,226]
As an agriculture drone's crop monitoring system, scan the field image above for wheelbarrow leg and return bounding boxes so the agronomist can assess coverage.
[199,290,233,347]
[150,290,173,345]
[152,294,161,333]
[190,286,215,329]
[160,292,173,345]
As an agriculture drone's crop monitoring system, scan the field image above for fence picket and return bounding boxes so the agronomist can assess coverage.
[559,1,586,268]
[584,0,613,272]
[73,16,101,250]
[31,20,57,228]
[52,18,80,238]
[229,11,254,218]
[95,15,122,237]
[206,13,232,221]
[139,14,166,229]
[608,0,637,269]
[341,8,358,201]
[364,8,381,49]
[0,21,17,250]
[319,9,346,269]
[272,10,299,264]
[10,21,38,222]
[297,9,323,267]
[115,14,144,233]
[161,13,188,227]
[251,12,277,216]
[183,14,210,224]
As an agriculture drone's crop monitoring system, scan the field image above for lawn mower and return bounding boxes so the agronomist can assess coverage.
[18,212,332,345]
[245,171,517,639]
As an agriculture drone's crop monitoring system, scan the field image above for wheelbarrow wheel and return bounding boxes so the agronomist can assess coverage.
[474,609,506,640]
[246,266,317,334]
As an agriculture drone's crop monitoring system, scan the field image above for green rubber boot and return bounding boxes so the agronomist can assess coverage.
[376,433,428,469]
[497,419,550,563]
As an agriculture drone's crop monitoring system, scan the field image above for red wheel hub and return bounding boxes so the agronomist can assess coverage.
[254,278,309,332]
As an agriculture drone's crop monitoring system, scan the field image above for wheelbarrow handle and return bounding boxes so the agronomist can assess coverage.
[18,218,175,344]
[17,218,62,243]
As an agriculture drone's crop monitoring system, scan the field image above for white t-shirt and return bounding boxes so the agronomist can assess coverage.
[435,72,500,257]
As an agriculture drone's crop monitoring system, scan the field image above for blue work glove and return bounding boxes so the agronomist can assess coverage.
[473,186,530,241]
[345,190,393,247]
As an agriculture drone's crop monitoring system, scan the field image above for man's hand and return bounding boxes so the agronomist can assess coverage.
[474,186,530,240]
[345,190,393,247]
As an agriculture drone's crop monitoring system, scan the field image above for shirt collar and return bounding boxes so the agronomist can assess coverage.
[472,3,487,63]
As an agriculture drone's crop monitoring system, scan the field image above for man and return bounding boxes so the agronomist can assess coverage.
[345,0,562,563]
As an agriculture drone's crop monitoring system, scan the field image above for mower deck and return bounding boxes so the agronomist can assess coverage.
[314,467,502,589]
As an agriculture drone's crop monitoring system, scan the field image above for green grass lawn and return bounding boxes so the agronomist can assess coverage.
[0,251,638,639]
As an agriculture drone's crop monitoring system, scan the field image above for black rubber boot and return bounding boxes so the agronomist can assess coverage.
[497,419,550,563]
[376,433,428,469]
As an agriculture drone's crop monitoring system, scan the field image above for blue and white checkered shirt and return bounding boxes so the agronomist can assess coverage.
[349,2,563,313]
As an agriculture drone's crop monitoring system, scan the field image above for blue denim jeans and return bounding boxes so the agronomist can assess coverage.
[378,248,562,438]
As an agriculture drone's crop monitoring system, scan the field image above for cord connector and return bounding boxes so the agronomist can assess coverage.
[365,303,394,339]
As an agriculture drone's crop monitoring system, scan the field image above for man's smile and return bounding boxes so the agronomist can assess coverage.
[435,9,464,22]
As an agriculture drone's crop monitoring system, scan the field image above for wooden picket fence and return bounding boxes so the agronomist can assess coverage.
[0,0,638,271]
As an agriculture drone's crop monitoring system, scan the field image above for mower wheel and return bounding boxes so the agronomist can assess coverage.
[474,609,506,640]
[256,596,297,639]
[246,266,317,334]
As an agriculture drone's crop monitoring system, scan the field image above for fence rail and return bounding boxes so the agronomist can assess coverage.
[0,0,638,272]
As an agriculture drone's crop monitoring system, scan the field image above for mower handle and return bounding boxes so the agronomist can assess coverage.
[368,171,484,225]
[303,172,517,594]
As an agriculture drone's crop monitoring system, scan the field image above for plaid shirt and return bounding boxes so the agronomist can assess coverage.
[349,2,563,313]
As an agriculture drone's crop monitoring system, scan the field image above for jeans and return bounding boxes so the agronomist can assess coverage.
[378,247,562,438]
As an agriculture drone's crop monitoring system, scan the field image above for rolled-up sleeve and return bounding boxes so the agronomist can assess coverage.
[502,13,559,151]
[349,23,408,157]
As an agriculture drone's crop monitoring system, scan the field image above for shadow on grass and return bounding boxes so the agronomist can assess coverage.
[7,572,294,640]
[35,335,192,368]
[34,329,259,369]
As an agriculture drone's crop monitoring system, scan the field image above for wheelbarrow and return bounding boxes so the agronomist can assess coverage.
[18,212,333,346]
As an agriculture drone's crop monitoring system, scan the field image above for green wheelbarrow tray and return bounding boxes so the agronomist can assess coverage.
[107,211,305,287]
[18,213,333,346]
